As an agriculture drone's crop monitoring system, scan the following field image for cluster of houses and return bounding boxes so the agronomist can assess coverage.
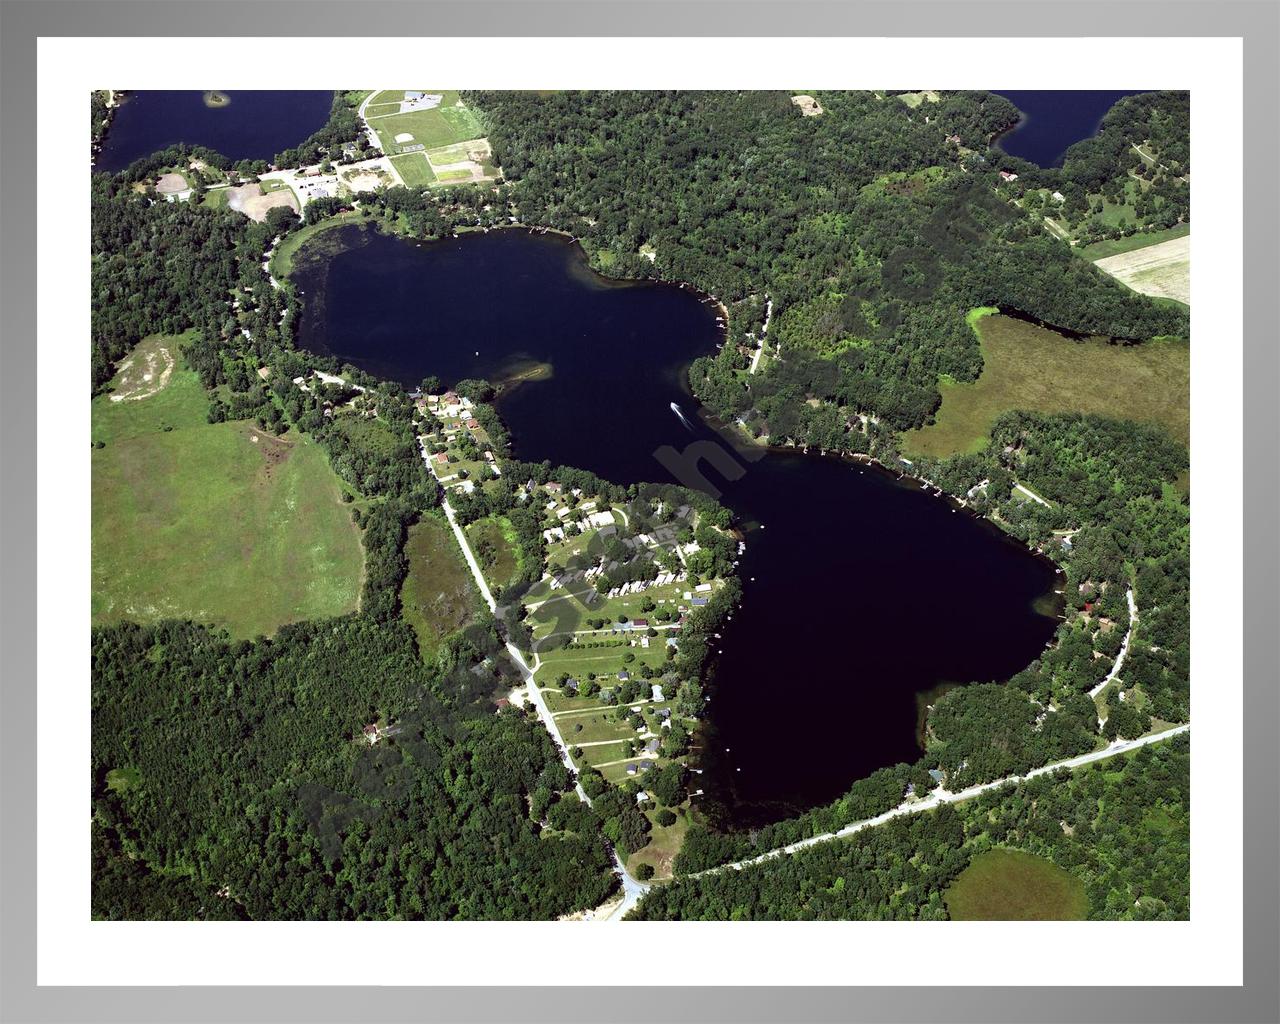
[415,390,501,493]
[541,507,617,543]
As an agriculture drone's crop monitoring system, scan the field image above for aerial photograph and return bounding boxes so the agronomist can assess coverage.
[90,88,1190,922]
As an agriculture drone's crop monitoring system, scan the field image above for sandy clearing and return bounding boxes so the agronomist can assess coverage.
[225,183,300,223]
[790,94,823,116]
[110,345,174,402]
[1093,234,1190,305]
[155,173,188,195]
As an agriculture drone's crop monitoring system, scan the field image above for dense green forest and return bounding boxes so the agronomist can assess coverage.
[93,618,617,919]
[631,732,1189,920]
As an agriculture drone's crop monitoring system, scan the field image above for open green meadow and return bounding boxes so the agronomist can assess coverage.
[366,90,484,154]
[92,338,364,638]
[944,848,1089,920]
[901,310,1190,459]
[400,515,478,660]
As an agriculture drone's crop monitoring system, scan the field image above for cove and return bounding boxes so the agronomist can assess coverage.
[294,226,1062,826]
[993,91,1145,168]
[94,91,333,173]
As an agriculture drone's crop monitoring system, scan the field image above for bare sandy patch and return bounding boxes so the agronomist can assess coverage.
[791,94,823,116]
[1093,234,1190,306]
[155,173,188,195]
[226,183,300,223]
[110,340,175,402]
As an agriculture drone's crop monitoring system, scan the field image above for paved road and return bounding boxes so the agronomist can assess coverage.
[688,723,1190,879]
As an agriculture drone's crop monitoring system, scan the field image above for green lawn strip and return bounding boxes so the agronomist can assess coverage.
[543,689,609,714]
[901,311,1189,459]
[400,515,478,660]
[556,712,644,746]
[1076,223,1190,261]
[200,188,230,210]
[533,645,671,678]
[944,848,1089,920]
[93,351,363,638]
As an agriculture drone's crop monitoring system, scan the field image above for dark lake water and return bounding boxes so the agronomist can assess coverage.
[94,91,334,173]
[993,91,1146,168]
[295,226,1061,825]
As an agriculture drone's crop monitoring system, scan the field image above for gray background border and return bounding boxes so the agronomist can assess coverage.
[1,2,1275,1022]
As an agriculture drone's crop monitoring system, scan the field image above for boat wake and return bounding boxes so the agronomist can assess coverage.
[670,402,693,430]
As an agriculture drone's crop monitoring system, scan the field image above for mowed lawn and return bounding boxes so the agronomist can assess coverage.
[901,310,1190,459]
[944,848,1089,920]
[400,516,478,660]
[390,153,437,187]
[92,342,364,638]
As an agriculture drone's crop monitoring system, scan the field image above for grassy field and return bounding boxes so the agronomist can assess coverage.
[390,153,437,187]
[366,90,484,153]
[400,515,477,660]
[465,515,522,591]
[1093,234,1191,306]
[93,339,364,638]
[1076,222,1189,261]
[901,310,1190,458]
[944,848,1089,920]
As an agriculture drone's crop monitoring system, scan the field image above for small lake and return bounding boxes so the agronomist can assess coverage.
[295,226,1062,825]
[94,91,334,173]
[993,90,1146,168]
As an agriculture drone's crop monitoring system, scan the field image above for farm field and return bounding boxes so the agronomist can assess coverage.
[901,310,1190,459]
[364,89,484,153]
[1093,234,1190,306]
[400,515,478,660]
[92,339,364,638]
[944,848,1089,920]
